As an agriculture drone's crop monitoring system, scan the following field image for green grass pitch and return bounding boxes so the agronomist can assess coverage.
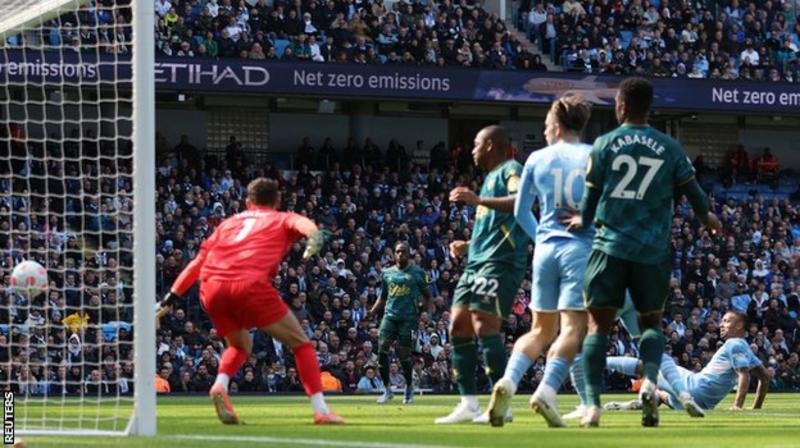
[18,394,800,448]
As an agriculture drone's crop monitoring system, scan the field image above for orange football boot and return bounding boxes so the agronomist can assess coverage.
[314,411,345,425]
[209,383,242,425]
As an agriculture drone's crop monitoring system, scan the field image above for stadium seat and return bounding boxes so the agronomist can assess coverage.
[274,39,290,58]
[620,31,634,48]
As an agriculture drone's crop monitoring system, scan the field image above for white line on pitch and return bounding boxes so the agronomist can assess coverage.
[169,434,468,448]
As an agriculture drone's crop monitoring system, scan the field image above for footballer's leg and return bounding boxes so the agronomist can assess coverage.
[397,322,415,404]
[581,250,627,427]
[531,242,590,427]
[471,264,526,425]
[637,310,664,427]
[377,319,397,404]
[209,328,250,425]
[471,310,512,424]
[606,355,642,377]
[494,242,560,421]
[531,310,586,428]
[581,307,617,427]
[201,281,246,425]
[658,355,704,417]
[562,356,588,420]
[489,312,558,427]
[435,304,481,424]
[629,259,672,427]
[262,311,344,424]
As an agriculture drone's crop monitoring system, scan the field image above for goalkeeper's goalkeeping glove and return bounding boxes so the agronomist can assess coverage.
[160,291,183,309]
[302,229,326,260]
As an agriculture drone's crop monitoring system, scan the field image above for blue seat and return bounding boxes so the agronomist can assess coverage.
[621,30,634,48]
[102,321,132,342]
[274,39,290,58]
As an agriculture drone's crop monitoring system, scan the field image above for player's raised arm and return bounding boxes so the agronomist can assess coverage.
[285,214,325,260]
[449,186,516,214]
[749,364,771,409]
[513,161,539,239]
[161,231,219,308]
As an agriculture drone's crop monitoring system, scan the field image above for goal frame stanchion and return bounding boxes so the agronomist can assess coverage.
[129,0,157,437]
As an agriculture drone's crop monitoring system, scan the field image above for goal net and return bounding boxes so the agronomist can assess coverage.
[0,0,155,436]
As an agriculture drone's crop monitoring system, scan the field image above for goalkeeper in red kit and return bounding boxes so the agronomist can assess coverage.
[161,177,344,425]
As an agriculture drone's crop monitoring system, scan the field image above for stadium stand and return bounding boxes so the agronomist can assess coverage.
[150,0,546,69]
[518,0,800,80]
[150,0,800,79]
[2,125,800,396]
[9,0,800,78]
[153,136,800,395]
[25,130,800,400]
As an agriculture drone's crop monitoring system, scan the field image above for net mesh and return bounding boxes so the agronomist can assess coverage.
[0,0,137,433]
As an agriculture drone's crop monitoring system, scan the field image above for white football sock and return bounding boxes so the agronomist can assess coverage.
[461,395,479,409]
[215,373,230,391]
[310,392,329,414]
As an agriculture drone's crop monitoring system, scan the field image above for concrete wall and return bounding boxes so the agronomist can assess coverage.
[268,113,447,155]
[156,108,207,148]
[268,113,350,152]
[739,128,800,170]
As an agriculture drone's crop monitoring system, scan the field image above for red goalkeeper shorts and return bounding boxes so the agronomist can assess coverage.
[199,278,288,337]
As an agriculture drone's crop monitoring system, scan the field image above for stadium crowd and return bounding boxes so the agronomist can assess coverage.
[147,134,800,396]
[5,0,800,84]
[529,0,800,81]
[9,0,800,79]
[149,0,800,79]
[2,129,800,398]
[151,0,548,69]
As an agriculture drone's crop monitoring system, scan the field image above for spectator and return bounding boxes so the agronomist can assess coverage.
[387,362,406,389]
[155,367,171,393]
[356,366,384,393]
[283,367,304,392]
[755,148,780,181]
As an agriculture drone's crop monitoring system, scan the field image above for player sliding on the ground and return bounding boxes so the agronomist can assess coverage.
[603,311,771,414]
[368,242,432,405]
[160,177,344,425]
[563,77,721,428]
[436,125,529,424]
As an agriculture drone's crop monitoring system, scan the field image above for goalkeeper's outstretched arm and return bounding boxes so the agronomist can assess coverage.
[161,230,219,308]
[287,214,325,260]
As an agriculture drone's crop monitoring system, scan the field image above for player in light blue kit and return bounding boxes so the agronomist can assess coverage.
[487,95,645,427]
[604,311,771,413]
[487,95,596,427]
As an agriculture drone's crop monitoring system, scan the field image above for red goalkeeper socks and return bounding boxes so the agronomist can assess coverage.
[218,345,248,379]
[293,341,323,396]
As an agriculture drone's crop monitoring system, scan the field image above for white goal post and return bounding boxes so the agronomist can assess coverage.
[0,0,155,437]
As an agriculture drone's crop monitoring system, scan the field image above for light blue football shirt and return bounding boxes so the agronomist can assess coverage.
[514,141,595,244]
[688,337,762,409]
